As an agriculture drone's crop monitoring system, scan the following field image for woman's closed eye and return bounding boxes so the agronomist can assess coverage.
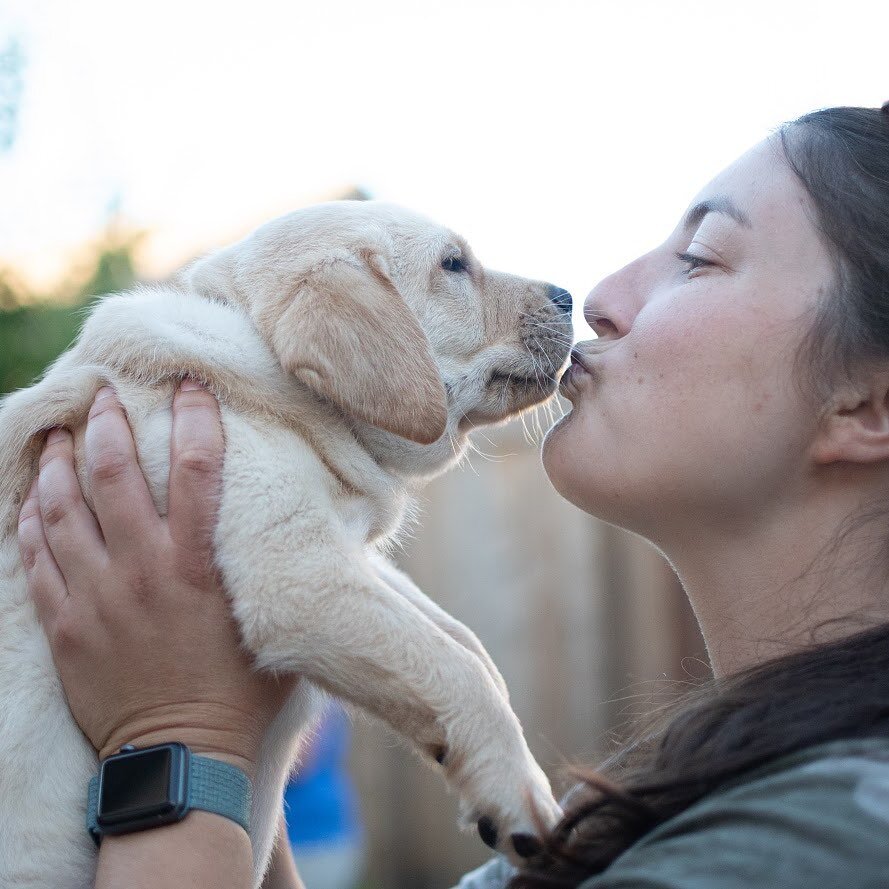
[675,251,715,277]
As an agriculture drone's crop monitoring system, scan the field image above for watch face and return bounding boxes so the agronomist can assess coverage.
[97,744,188,829]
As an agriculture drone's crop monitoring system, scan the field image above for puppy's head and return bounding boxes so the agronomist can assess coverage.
[187,201,572,450]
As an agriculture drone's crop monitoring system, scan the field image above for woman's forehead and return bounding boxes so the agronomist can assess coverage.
[672,137,835,290]
[687,138,813,232]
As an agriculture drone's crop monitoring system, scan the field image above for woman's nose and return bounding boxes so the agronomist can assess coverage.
[583,260,643,339]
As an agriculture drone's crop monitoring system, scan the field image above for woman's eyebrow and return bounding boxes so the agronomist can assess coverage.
[682,195,752,231]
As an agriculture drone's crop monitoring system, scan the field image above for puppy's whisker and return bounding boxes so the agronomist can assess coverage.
[519,410,535,447]
[542,401,553,433]
[527,405,540,444]
[525,346,544,395]
[550,393,567,423]
[535,404,548,443]
[537,405,549,444]
[446,430,466,468]
[474,429,501,451]
[520,313,576,336]
[468,427,506,459]
[522,319,575,337]
[454,430,481,476]
[522,318,575,335]
[524,334,575,356]
[465,435,502,463]
[539,348,558,381]
[522,343,560,390]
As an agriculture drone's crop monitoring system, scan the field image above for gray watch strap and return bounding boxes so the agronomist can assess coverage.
[86,750,252,840]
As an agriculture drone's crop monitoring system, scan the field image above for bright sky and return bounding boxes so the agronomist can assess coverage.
[1,0,886,334]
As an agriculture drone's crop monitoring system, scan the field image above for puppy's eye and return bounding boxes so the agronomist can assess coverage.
[441,256,467,273]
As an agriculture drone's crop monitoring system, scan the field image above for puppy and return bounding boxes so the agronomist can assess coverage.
[0,201,573,887]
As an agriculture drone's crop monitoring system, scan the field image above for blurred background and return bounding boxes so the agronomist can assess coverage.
[1,1,886,886]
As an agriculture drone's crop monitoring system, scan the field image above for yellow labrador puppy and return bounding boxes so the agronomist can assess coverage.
[0,201,572,887]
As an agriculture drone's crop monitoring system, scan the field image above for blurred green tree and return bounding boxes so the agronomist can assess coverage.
[0,185,363,397]
[0,231,142,396]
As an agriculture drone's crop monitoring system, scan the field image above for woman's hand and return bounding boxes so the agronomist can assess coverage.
[17,381,295,777]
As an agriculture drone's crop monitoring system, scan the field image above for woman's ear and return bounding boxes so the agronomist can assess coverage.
[269,251,448,445]
[811,376,889,465]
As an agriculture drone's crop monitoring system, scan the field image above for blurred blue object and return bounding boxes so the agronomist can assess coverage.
[284,703,364,889]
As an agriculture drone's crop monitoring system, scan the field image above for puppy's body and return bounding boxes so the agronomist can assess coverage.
[0,202,571,887]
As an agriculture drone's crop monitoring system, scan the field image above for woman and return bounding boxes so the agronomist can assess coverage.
[18,105,889,888]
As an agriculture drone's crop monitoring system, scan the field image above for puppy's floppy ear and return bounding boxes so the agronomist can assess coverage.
[182,245,242,305]
[271,251,448,445]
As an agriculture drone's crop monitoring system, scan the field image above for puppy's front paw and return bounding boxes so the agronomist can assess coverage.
[475,815,545,861]
[458,753,562,866]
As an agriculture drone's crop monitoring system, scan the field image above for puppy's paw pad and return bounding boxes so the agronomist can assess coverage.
[511,832,543,859]
[477,816,498,849]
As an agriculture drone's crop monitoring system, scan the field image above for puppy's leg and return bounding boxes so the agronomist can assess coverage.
[367,551,510,702]
[215,423,560,863]
[249,680,323,881]
[224,542,560,864]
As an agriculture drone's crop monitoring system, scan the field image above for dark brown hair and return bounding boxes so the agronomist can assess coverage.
[511,106,889,887]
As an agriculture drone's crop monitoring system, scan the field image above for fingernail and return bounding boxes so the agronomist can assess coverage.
[180,378,204,391]
[45,427,69,446]
[94,386,115,403]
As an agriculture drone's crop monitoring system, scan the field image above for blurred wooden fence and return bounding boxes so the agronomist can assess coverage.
[348,415,705,889]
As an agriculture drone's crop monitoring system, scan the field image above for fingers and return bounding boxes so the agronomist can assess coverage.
[18,476,67,635]
[36,428,106,592]
[84,387,163,556]
[168,380,224,559]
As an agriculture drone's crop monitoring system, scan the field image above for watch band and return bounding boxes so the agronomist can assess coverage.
[87,749,252,842]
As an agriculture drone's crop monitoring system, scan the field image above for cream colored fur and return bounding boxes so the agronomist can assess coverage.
[0,201,572,887]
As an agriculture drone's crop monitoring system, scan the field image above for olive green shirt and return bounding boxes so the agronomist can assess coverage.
[453,738,889,889]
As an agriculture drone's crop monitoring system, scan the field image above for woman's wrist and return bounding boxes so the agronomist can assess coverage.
[97,703,263,780]
[96,809,254,889]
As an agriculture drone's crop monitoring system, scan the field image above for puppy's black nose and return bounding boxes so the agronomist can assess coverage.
[547,285,572,315]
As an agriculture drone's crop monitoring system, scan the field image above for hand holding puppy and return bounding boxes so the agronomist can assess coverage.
[17,381,295,778]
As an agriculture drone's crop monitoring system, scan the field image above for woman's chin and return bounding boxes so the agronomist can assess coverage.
[542,403,570,451]
[543,403,573,440]
[541,409,581,497]
[542,406,623,521]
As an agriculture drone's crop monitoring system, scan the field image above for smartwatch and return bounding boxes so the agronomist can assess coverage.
[86,742,252,844]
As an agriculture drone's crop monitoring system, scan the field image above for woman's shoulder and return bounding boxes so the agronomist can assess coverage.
[451,738,889,889]
[579,736,889,889]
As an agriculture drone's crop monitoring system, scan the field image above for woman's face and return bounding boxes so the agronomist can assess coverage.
[542,136,837,543]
